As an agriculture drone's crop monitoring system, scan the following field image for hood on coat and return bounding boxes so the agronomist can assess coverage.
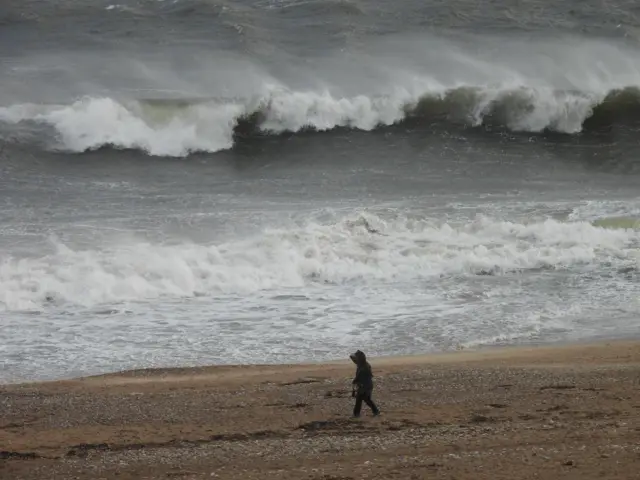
[349,349,367,365]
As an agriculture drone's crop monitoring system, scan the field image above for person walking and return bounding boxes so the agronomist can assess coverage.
[350,350,380,417]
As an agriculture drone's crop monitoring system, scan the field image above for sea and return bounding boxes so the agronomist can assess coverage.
[1,0,639,384]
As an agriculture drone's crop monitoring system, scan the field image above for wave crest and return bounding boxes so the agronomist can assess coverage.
[2,84,640,157]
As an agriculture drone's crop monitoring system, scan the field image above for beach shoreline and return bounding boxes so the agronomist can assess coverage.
[2,339,639,479]
[5,335,636,388]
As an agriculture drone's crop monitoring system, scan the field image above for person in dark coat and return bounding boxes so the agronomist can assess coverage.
[349,350,380,417]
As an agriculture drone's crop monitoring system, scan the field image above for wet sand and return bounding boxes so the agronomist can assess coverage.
[2,341,640,479]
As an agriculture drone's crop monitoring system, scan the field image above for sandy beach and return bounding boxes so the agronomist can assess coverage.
[2,341,640,479]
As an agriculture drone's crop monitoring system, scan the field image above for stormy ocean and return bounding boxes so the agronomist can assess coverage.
[1,0,639,384]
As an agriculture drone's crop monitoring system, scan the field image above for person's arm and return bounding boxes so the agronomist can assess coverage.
[353,365,372,385]
[358,365,373,385]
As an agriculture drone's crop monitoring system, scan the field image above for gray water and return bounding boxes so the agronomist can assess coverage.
[1,0,639,384]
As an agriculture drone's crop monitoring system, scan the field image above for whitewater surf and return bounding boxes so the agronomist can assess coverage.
[1,0,639,383]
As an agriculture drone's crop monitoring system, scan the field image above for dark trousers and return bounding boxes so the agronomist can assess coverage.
[353,390,379,416]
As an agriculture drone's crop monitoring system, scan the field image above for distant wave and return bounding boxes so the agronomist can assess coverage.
[1,84,640,157]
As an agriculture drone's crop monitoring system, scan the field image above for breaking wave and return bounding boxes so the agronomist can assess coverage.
[1,213,638,311]
[2,84,640,157]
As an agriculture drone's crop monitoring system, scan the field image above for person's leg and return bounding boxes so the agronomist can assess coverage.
[353,393,364,417]
[363,392,379,415]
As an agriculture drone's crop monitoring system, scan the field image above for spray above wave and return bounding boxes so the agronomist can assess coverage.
[1,84,640,157]
[1,214,637,312]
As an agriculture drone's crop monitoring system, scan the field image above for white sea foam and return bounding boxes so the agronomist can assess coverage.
[0,79,627,157]
[0,96,244,156]
[1,214,637,312]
